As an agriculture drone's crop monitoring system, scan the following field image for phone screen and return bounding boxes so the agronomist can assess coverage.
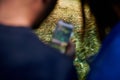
[51,20,74,53]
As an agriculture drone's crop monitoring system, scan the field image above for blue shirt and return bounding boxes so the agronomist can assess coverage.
[87,22,120,80]
[0,24,78,80]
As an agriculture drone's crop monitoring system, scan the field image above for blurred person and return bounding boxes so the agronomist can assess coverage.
[81,0,120,80]
[0,0,78,80]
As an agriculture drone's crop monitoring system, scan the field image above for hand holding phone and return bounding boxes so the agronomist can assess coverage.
[51,20,74,53]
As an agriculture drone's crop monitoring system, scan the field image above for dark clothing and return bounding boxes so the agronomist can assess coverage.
[0,24,78,80]
[87,22,120,80]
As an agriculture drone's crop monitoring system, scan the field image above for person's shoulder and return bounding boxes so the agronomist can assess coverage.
[101,22,120,54]
[24,30,73,62]
[102,22,120,46]
[109,22,120,45]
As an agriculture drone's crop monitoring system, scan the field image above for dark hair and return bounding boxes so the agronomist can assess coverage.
[32,0,58,29]
[81,0,120,42]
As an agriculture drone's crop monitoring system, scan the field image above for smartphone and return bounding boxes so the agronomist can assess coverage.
[51,20,74,53]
